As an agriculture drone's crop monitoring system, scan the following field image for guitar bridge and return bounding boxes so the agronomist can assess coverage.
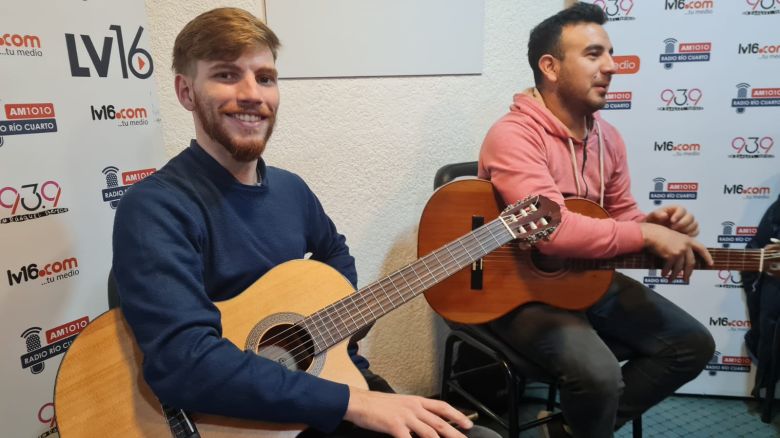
[471,215,484,290]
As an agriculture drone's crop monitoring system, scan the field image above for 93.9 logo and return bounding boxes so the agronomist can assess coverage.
[717,270,742,288]
[658,88,703,111]
[746,0,780,12]
[592,0,635,20]
[730,136,774,158]
[0,181,68,224]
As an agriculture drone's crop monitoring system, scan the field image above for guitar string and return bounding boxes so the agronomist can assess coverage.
[275,245,778,368]
[270,203,559,368]
[481,248,775,266]
[272,242,779,367]
[265,219,511,368]
[260,221,777,367]
[259,218,517,367]
[265,217,517,367]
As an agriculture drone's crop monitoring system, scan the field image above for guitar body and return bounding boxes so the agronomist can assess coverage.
[419,179,613,324]
[55,259,368,437]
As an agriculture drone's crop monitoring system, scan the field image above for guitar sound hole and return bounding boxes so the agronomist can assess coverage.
[257,324,315,371]
[530,249,565,274]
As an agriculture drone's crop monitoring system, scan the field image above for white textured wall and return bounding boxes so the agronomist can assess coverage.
[146,0,563,396]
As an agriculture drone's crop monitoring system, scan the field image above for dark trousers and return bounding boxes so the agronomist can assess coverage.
[489,273,715,438]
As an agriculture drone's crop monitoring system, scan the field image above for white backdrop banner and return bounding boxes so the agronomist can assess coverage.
[0,1,163,436]
[586,0,780,396]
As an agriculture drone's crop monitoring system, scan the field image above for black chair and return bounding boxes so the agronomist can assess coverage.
[433,161,642,437]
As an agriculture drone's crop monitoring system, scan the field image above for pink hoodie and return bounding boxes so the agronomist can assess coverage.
[478,89,645,259]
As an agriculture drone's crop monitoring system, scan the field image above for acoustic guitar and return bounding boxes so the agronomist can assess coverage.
[418,179,780,324]
[54,195,559,437]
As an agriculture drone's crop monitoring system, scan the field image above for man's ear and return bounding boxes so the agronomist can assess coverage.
[175,74,195,111]
[538,54,559,85]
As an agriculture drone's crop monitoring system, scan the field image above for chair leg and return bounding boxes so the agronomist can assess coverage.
[441,334,458,404]
[502,361,519,438]
[761,321,780,423]
[632,416,642,438]
[546,383,557,411]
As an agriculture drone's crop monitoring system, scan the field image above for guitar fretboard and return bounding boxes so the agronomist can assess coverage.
[301,218,516,353]
[163,404,199,438]
[564,248,768,271]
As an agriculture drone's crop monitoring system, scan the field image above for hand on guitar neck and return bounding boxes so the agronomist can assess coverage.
[344,387,473,438]
[640,207,713,282]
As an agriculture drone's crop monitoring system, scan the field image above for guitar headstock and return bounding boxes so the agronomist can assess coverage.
[763,242,780,278]
[500,195,561,245]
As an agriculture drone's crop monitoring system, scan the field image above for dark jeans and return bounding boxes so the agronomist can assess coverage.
[299,369,500,438]
[489,273,715,438]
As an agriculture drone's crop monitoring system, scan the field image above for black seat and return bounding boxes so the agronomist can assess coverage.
[432,161,642,437]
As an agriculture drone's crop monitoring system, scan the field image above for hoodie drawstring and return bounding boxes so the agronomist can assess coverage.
[567,138,582,198]
[595,120,605,208]
[568,119,605,207]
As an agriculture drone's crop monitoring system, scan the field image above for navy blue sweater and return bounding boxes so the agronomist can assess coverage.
[112,141,359,432]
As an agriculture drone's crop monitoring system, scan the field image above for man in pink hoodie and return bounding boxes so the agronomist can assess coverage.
[478,3,715,437]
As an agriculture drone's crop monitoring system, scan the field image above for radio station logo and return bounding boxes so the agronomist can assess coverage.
[101,166,155,209]
[716,271,743,289]
[732,83,780,113]
[660,39,711,69]
[20,316,89,375]
[743,0,780,15]
[664,0,714,14]
[730,136,774,159]
[37,402,57,437]
[90,104,149,127]
[717,222,757,247]
[706,351,751,375]
[0,31,43,58]
[0,103,58,147]
[592,0,636,21]
[658,88,703,111]
[738,42,780,59]
[613,55,640,74]
[649,178,699,205]
[603,91,632,110]
[723,183,772,199]
[709,316,751,331]
[0,180,68,224]
[66,25,153,79]
[643,268,688,287]
[654,140,701,156]
[6,256,79,287]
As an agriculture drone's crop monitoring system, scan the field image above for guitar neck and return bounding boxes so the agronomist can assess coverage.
[302,219,515,352]
[577,248,766,272]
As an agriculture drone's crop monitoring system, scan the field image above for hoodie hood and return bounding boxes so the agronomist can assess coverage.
[510,88,606,206]
[511,87,575,141]
[477,88,646,259]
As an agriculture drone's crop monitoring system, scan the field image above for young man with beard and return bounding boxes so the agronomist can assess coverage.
[478,3,715,437]
[113,8,482,438]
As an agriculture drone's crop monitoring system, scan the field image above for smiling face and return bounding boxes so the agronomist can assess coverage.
[178,45,280,162]
[553,23,616,114]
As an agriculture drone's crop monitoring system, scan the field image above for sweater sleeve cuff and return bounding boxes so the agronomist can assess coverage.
[616,221,644,255]
[306,380,350,432]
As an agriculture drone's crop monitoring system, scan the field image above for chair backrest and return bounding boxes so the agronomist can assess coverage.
[433,161,478,190]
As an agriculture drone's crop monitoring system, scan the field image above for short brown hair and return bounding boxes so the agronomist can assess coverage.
[172,7,281,76]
